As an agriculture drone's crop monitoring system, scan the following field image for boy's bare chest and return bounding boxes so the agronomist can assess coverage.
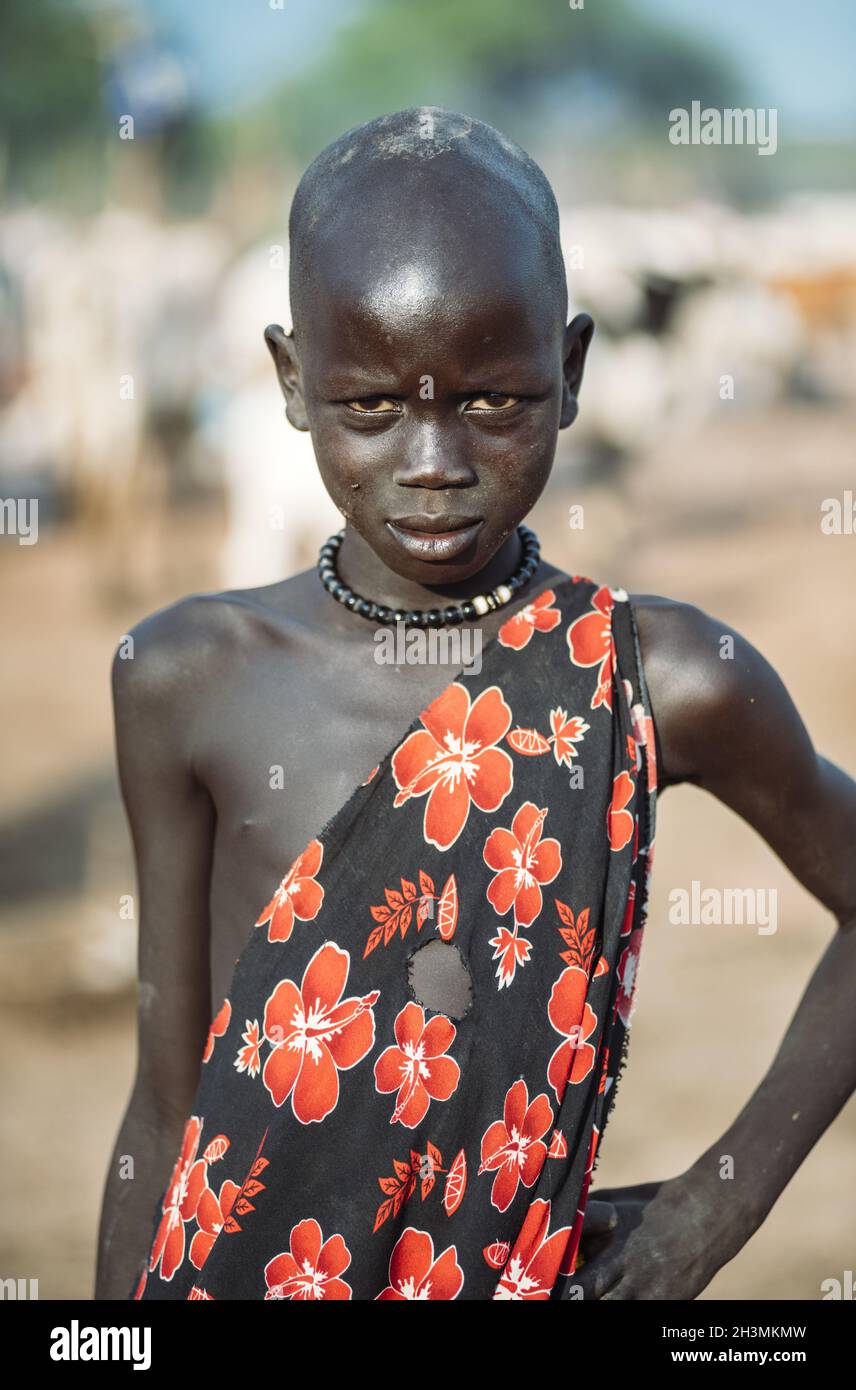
[200,632,467,1003]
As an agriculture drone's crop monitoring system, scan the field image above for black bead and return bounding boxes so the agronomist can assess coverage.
[426,609,442,627]
[462,602,476,620]
[393,611,406,624]
[376,606,392,624]
[443,606,462,623]
[355,599,372,616]
[404,611,423,627]
[344,594,358,609]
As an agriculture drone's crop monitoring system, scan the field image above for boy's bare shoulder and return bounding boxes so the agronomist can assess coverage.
[631,591,767,700]
[629,592,800,789]
[111,570,318,717]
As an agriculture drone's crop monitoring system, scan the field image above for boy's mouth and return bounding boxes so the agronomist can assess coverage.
[385,515,483,562]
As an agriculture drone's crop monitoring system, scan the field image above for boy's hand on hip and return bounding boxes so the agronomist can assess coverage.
[573,1176,736,1300]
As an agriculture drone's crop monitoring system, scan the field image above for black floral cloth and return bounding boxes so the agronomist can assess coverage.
[133,573,657,1301]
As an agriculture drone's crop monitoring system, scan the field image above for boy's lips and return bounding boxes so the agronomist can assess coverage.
[385,516,483,562]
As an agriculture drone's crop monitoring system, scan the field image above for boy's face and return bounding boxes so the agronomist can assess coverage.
[267,205,592,588]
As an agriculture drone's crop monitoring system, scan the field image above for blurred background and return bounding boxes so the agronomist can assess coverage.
[1,0,854,1299]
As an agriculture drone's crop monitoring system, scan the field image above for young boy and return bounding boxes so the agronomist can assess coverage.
[96,108,856,1301]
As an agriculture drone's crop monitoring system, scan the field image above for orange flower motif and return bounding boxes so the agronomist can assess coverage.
[376,1227,464,1300]
[498,588,561,650]
[479,1078,554,1212]
[566,585,615,712]
[607,770,635,851]
[489,926,533,989]
[262,942,379,1124]
[483,802,562,927]
[202,998,231,1063]
[391,683,514,851]
[255,838,324,943]
[549,707,589,766]
[148,1115,208,1282]
[374,1001,461,1128]
[493,1198,573,1300]
[234,1018,262,1078]
[190,1177,241,1269]
[264,1218,353,1300]
[547,965,598,1103]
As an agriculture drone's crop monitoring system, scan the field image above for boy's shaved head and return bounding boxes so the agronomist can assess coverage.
[268,106,592,602]
[288,106,567,337]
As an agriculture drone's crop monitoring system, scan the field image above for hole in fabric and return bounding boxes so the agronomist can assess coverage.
[407,940,473,1020]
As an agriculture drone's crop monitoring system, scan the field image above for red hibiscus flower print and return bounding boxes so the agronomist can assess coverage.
[547,966,598,1103]
[489,926,533,990]
[391,683,513,851]
[187,1286,213,1299]
[234,1019,262,1077]
[133,1268,147,1300]
[190,1177,241,1269]
[479,1079,554,1212]
[493,1198,572,1300]
[607,770,635,851]
[262,942,379,1124]
[255,838,324,943]
[264,1218,353,1300]
[483,802,562,927]
[148,1115,208,1282]
[566,586,615,712]
[374,1001,461,1128]
[616,927,644,1026]
[497,588,561,650]
[202,999,231,1063]
[376,1227,464,1300]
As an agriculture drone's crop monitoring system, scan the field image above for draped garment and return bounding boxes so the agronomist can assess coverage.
[132,573,657,1301]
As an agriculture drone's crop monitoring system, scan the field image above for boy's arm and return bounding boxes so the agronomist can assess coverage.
[577,596,856,1299]
[94,607,216,1300]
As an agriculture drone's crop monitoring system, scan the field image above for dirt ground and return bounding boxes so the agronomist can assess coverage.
[1,403,854,1300]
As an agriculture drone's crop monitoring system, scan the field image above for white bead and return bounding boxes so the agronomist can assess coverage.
[495,584,512,605]
[473,594,489,616]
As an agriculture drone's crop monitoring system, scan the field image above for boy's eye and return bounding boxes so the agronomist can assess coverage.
[342,392,520,414]
[345,397,400,413]
[466,393,520,410]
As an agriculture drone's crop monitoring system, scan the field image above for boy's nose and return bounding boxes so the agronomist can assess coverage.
[391,421,477,489]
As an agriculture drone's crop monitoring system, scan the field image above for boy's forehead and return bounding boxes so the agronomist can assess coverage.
[294,199,563,370]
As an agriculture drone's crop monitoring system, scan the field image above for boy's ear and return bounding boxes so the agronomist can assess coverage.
[559,312,595,429]
[264,323,310,431]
